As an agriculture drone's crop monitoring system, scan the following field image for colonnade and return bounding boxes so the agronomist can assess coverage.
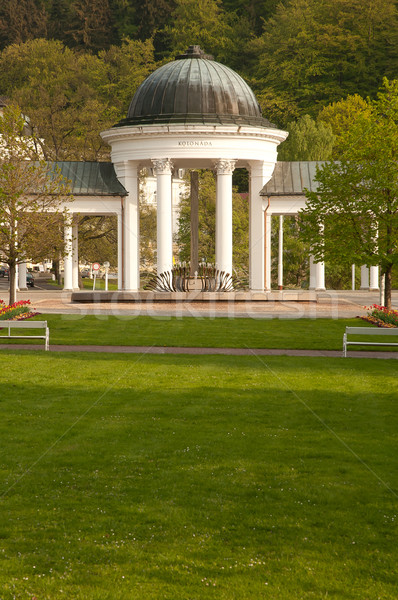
[58,161,380,293]
[112,158,256,291]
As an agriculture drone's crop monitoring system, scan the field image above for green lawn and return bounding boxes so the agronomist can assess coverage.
[18,314,381,350]
[0,351,397,599]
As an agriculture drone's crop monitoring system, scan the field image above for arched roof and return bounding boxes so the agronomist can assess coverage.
[115,46,275,128]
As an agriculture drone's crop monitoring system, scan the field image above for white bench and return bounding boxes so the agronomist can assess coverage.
[343,326,398,357]
[0,320,49,351]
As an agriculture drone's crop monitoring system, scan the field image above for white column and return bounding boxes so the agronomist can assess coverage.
[351,264,356,291]
[370,224,379,291]
[265,211,272,290]
[278,215,284,290]
[309,255,316,289]
[369,265,379,290]
[249,162,275,291]
[63,214,73,290]
[215,159,235,276]
[117,209,123,290]
[315,261,326,291]
[114,161,140,290]
[360,265,369,289]
[152,158,174,276]
[72,224,79,290]
[18,261,27,290]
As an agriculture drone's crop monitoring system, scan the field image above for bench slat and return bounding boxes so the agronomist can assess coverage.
[345,327,398,336]
[0,321,47,328]
[346,341,398,347]
[0,335,47,339]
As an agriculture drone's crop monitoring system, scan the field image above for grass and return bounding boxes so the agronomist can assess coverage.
[0,351,397,599]
[81,278,118,291]
[4,314,380,351]
[44,279,118,291]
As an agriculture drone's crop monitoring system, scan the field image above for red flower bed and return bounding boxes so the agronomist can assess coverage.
[358,304,398,328]
[0,299,39,321]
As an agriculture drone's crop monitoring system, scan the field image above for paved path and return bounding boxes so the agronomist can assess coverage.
[2,288,397,319]
[0,343,396,359]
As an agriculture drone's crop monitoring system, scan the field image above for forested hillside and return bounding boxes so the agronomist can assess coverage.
[0,0,397,162]
[1,0,396,288]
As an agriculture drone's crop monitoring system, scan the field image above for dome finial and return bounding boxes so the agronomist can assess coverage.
[175,45,214,60]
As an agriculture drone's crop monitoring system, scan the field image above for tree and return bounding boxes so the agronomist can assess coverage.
[67,0,118,51]
[300,79,398,308]
[278,114,335,161]
[318,94,372,157]
[271,215,309,288]
[162,0,235,63]
[0,38,158,161]
[97,38,157,123]
[0,0,48,49]
[255,0,398,117]
[0,40,110,161]
[0,105,70,304]
[78,215,118,267]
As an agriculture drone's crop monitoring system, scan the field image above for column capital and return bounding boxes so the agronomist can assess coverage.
[214,159,236,175]
[152,158,174,175]
[113,160,139,179]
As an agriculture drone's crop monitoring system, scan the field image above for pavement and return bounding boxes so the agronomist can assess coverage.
[1,280,397,358]
[1,277,396,319]
[0,342,396,359]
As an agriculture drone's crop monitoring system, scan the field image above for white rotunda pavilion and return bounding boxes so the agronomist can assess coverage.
[100,45,288,291]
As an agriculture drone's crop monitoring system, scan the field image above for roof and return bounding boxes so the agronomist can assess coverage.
[260,161,325,196]
[51,162,127,196]
[116,45,275,129]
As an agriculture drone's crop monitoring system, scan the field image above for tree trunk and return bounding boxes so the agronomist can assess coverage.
[384,264,393,309]
[8,262,17,305]
[53,257,62,285]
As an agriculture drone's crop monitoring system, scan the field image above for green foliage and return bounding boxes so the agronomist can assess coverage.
[301,79,398,307]
[278,114,335,161]
[97,38,158,122]
[161,0,235,63]
[0,38,157,160]
[271,216,310,288]
[139,201,157,269]
[0,39,109,160]
[0,0,48,49]
[318,94,372,157]
[0,104,71,303]
[78,215,118,266]
[67,0,118,52]
[256,0,398,117]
